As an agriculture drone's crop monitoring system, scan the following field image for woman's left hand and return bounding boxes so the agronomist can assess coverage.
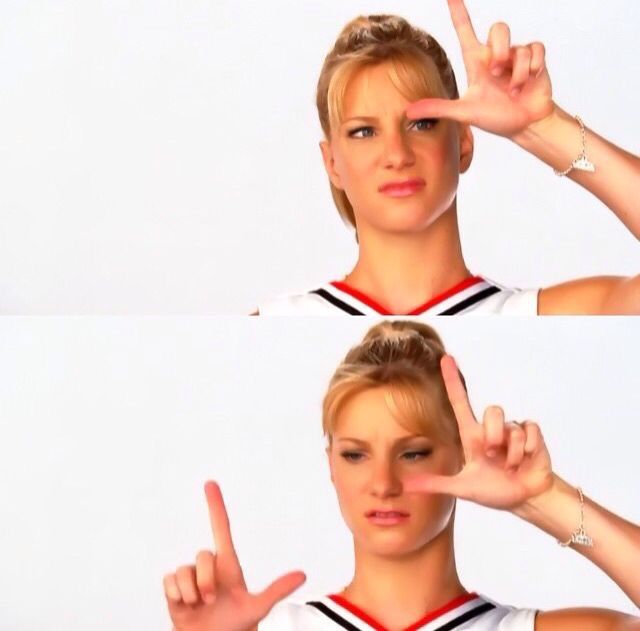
[404,355,554,512]
[406,0,555,139]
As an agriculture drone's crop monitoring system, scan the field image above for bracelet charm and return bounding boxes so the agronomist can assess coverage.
[554,115,596,177]
[558,486,594,548]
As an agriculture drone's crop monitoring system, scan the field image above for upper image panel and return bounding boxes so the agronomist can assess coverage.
[1,0,638,314]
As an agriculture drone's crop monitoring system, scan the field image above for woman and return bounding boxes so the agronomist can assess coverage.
[163,321,640,630]
[255,0,639,316]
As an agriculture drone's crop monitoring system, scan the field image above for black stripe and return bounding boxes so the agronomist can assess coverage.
[310,288,365,315]
[438,286,501,315]
[432,602,496,631]
[306,601,364,630]
[304,600,495,631]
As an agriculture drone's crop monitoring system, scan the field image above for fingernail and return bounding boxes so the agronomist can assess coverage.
[491,65,503,77]
[486,448,497,458]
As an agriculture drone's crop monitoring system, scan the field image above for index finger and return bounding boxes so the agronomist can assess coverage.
[446,0,479,51]
[204,480,237,557]
[440,354,477,431]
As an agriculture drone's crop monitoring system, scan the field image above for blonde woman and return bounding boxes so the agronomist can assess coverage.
[163,321,640,630]
[255,0,639,316]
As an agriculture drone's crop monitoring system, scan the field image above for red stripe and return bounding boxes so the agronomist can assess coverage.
[330,276,485,316]
[327,594,388,631]
[327,591,480,631]
[405,592,480,630]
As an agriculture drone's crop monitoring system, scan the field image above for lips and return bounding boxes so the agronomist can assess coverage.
[365,509,409,517]
[366,510,410,526]
[378,178,425,194]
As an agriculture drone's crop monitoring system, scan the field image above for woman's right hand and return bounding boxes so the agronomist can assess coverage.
[163,481,306,631]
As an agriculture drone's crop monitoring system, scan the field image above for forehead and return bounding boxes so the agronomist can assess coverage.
[341,59,444,122]
[333,386,418,440]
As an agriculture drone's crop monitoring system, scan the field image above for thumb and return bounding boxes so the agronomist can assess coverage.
[405,97,473,123]
[253,571,307,620]
[404,472,466,497]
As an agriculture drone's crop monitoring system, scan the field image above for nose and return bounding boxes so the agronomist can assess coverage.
[382,130,415,170]
[369,458,402,498]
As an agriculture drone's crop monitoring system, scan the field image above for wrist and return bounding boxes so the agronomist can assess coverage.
[511,473,567,521]
[510,102,565,147]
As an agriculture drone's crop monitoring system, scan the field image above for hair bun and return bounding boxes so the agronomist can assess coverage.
[337,15,414,53]
[342,320,446,371]
[362,320,444,349]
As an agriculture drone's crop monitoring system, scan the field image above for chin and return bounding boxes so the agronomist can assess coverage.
[365,203,452,235]
[359,531,435,559]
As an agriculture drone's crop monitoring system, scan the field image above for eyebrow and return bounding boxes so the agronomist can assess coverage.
[341,113,436,128]
[342,116,381,124]
[336,436,427,445]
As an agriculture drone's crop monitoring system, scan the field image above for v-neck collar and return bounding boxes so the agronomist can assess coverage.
[305,591,496,631]
[329,275,487,316]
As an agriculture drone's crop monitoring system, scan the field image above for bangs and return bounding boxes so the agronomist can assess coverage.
[327,49,446,134]
[323,374,375,440]
[323,374,460,447]
[383,379,458,444]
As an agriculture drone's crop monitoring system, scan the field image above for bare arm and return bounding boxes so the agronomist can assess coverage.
[512,105,640,240]
[513,475,640,606]
[538,274,640,315]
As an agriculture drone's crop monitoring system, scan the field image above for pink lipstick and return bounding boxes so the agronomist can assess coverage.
[378,178,425,198]
[366,510,410,526]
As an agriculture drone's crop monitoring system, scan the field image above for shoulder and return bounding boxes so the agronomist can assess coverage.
[461,277,539,315]
[539,275,640,315]
[467,595,538,630]
[535,607,640,630]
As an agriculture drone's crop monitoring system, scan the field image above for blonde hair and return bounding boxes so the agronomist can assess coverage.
[322,320,465,446]
[316,15,459,229]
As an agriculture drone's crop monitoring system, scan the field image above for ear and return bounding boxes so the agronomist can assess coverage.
[458,124,474,174]
[319,140,344,190]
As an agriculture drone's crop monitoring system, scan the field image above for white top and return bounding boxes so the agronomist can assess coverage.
[259,592,537,631]
[258,276,539,316]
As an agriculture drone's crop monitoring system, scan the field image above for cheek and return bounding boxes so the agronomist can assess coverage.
[334,149,376,191]
[332,474,365,528]
[415,494,456,539]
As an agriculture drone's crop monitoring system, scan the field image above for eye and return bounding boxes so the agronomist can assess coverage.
[402,449,432,461]
[411,118,439,131]
[347,126,375,139]
[340,451,365,462]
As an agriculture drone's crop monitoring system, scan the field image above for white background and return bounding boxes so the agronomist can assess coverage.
[0,0,638,313]
[0,317,638,630]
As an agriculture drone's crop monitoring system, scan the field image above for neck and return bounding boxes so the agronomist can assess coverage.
[345,205,470,314]
[338,519,466,626]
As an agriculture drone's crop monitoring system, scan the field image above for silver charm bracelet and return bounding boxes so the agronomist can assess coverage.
[554,115,596,177]
[558,486,594,548]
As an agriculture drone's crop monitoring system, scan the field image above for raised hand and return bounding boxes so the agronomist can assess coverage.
[163,481,306,631]
[404,356,554,511]
[406,0,555,138]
